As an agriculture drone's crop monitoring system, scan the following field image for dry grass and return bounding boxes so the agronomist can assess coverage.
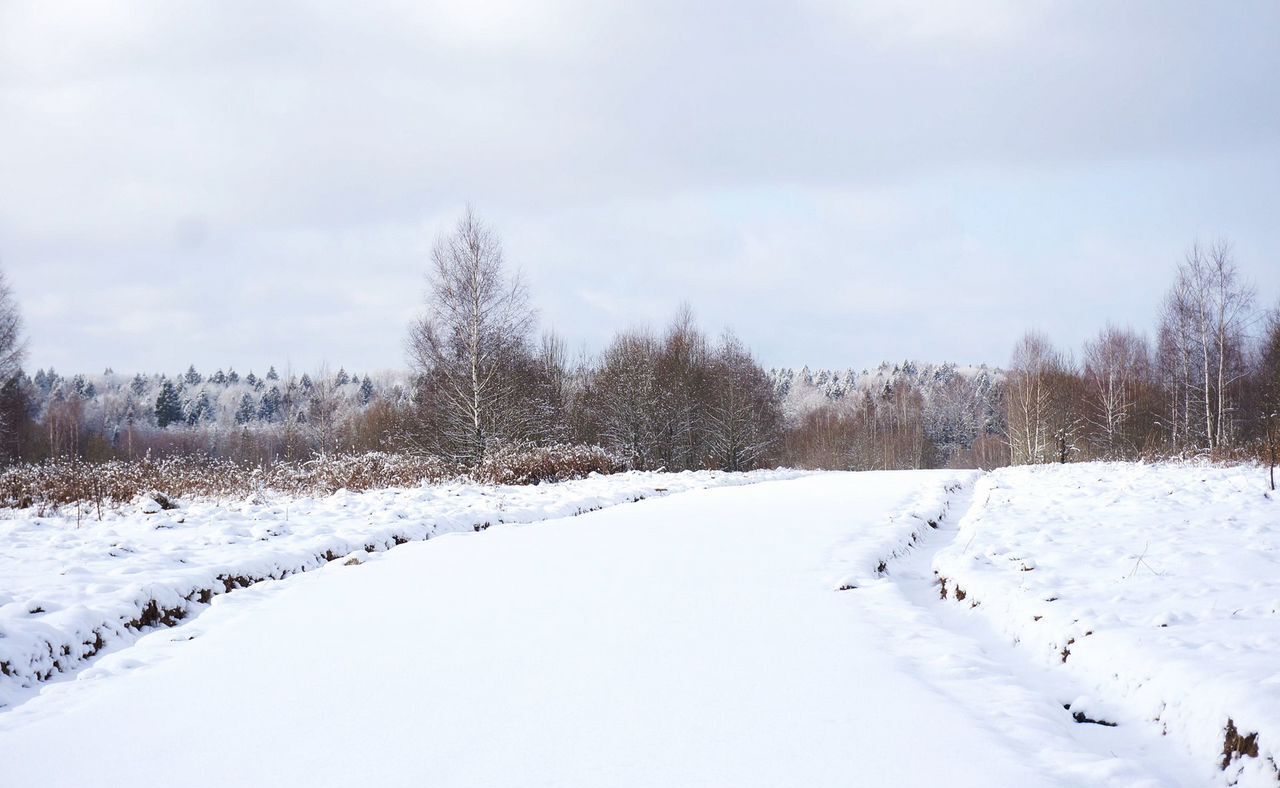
[0,445,629,511]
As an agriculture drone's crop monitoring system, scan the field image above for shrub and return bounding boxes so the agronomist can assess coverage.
[472,444,629,485]
[0,445,631,511]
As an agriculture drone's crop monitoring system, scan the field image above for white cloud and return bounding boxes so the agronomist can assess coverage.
[0,0,1277,373]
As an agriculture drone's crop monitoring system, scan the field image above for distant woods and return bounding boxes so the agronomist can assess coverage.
[0,215,1277,482]
[785,239,1279,478]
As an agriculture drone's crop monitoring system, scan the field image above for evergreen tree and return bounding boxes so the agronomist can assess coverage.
[266,366,279,382]
[335,367,350,386]
[258,386,282,422]
[186,390,212,426]
[227,368,240,384]
[245,371,259,389]
[155,380,183,428]
[37,369,59,394]
[359,375,375,405]
[300,373,313,393]
[235,393,256,424]
[131,373,148,396]
[71,374,95,400]
[211,369,227,385]
[184,365,202,386]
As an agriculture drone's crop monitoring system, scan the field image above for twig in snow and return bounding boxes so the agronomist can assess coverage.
[1127,541,1164,578]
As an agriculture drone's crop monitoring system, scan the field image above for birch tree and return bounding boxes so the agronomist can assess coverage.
[1005,332,1080,464]
[408,208,539,462]
[1207,240,1255,446]
[1082,325,1150,458]
[1005,332,1056,464]
[1163,240,1255,451]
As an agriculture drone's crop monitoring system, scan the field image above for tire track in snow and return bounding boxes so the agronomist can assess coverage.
[844,475,1209,787]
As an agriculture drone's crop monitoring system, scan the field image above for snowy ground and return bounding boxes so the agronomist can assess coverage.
[0,464,1274,786]
[933,463,1280,786]
[0,468,803,709]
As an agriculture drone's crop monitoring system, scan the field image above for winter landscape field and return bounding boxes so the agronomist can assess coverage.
[3,2,1280,786]
[0,463,1275,786]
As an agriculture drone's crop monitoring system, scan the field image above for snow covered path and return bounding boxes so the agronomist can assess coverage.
[0,471,1207,787]
[861,480,1204,787]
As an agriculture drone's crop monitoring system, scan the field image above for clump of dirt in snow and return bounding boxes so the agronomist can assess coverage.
[1222,719,1260,770]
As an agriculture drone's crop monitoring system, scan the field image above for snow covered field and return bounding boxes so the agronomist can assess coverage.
[933,463,1280,786]
[0,468,803,709]
[0,464,1275,786]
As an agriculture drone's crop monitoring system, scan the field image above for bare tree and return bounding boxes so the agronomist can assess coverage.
[1207,240,1255,446]
[0,269,26,456]
[704,331,781,471]
[1005,332,1057,464]
[0,270,23,384]
[655,304,710,471]
[1256,305,1280,490]
[1082,325,1150,458]
[306,364,344,456]
[1165,240,1255,451]
[589,328,663,468]
[407,208,539,462]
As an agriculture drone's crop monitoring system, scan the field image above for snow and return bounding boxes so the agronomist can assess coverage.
[933,462,1280,786]
[0,472,1047,787]
[0,463,1273,785]
[0,468,804,709]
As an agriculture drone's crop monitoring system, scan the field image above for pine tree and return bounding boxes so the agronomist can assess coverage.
[300,373,313,393]
[266,366,279,382]
[258,386,282,422]
[335,367,350,387]
[155,380,183,428]
[131,374,148,396]
[71,374,96,400]
[359,375,375,405]
[38,369,59,394]
[211,369,227,385]
[226,368,240,384]
[186,390,213,426]
[235,393,256,424]
[184,365,202,386]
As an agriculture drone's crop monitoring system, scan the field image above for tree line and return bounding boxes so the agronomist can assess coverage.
[1004,240,1279,479]
[0,213,1275,483]
[0,209,785,473]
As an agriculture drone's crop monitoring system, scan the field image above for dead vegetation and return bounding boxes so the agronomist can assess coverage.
[1222,719,1261,770]
[0,445,628,512]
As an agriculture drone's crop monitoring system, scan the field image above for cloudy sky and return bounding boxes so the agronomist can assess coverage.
[2,1,1277,376]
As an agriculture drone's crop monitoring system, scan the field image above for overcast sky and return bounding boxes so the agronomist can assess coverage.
[2,1,1277,376]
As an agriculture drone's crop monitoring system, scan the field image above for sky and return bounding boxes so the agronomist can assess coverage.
[1,0,1278,376]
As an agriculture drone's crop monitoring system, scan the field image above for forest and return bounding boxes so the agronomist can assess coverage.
[0,212,1277,505]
